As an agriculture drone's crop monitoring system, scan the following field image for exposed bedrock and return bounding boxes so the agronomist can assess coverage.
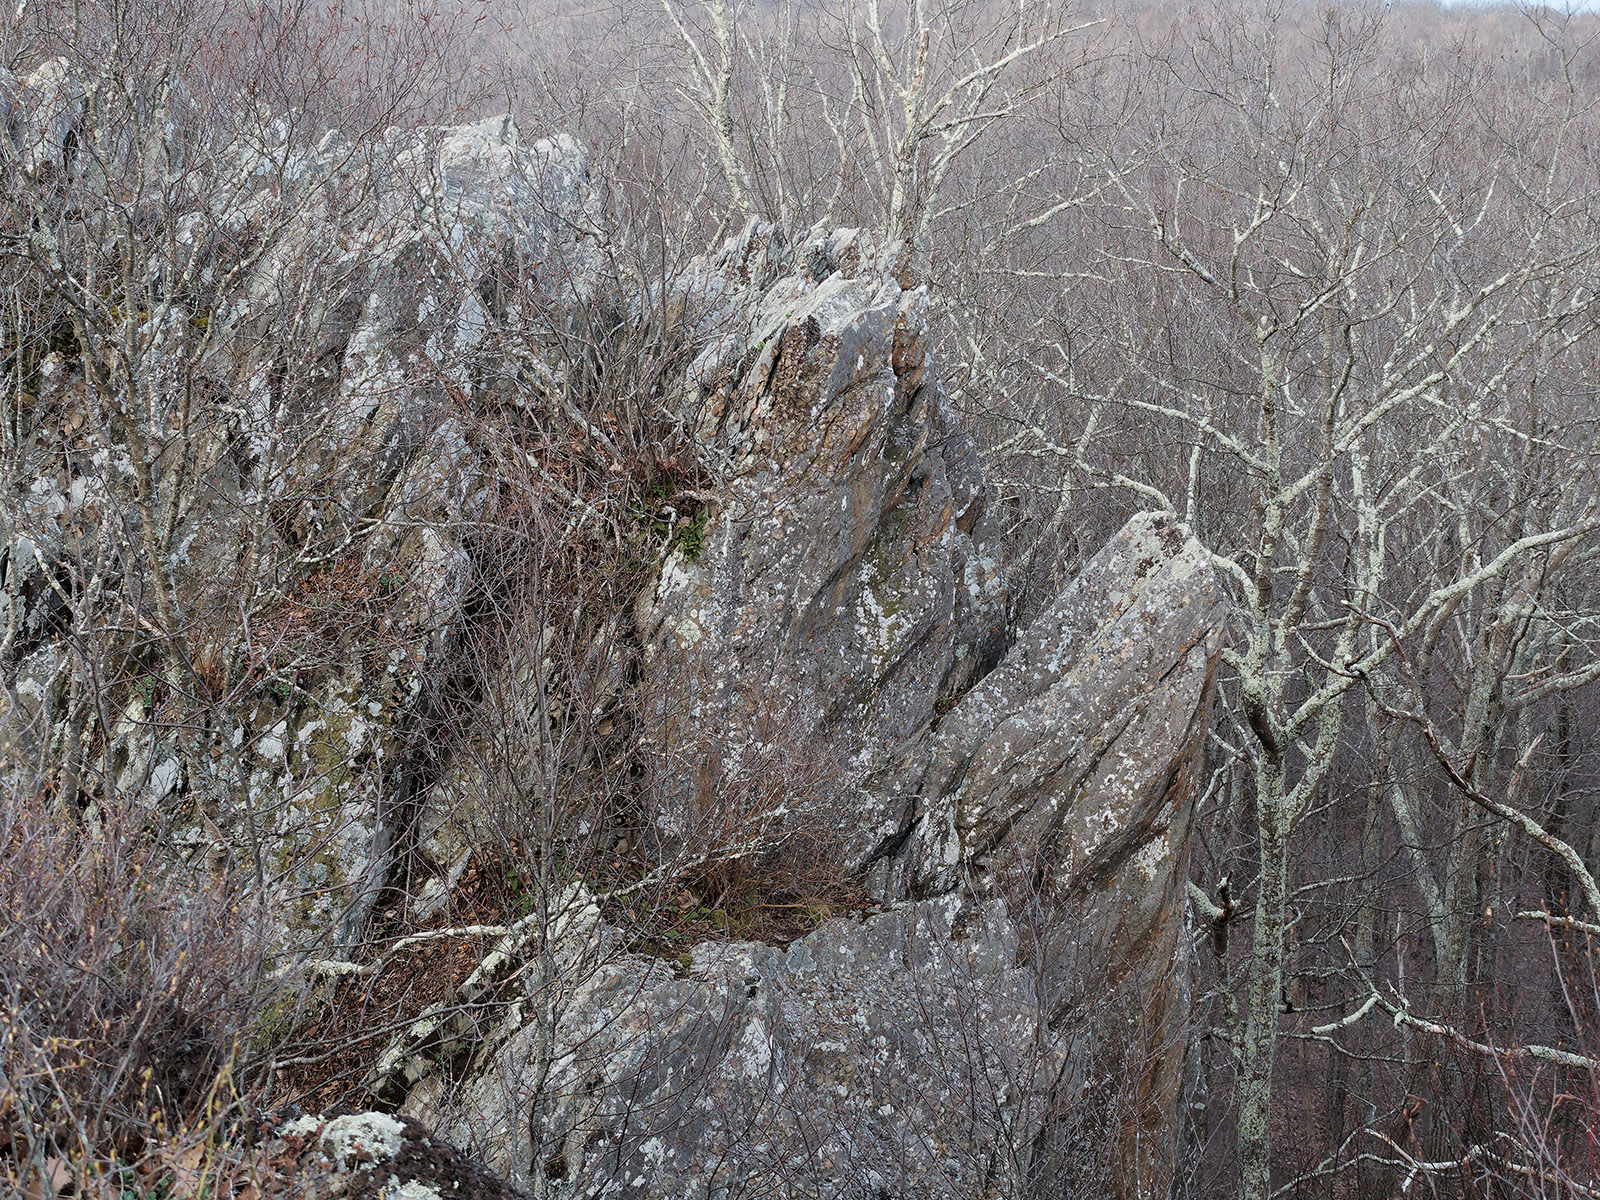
[264,1111,534,1200]
[1,81,1224,1196]
[635,224,1006,864]
[2,111,601,948]
[405,228,1224,1197]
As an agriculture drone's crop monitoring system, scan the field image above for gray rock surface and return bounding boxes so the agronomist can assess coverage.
[0,101,601,948]
[889,510,1222,904]
[402,506,1220,1200]
[637,224,1005,866]
[2,69,1224,1200]
[410,895,1064,1199]
[891,510,1223,1193]
[3,57,83,176]
[271,1111,531,1199]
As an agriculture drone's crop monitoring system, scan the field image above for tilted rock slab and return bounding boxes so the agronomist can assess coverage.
[637,225,1005,865]
[403,508,1219,1200]
[889,511,1222,904]
[410,895,1056,1198]
[890,510,1224,1193]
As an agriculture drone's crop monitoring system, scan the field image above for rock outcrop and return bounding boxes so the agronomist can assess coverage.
[1,109,601,948]
[398,233,1224,1197]
[417,529,1218,1199]
[414,896,1055,1197]
[636,224,1005,866]
[2,75,1223,1200]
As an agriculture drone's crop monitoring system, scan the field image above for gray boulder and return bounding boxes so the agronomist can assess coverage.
[637,225,1005,867]
[271,1110,532,1199]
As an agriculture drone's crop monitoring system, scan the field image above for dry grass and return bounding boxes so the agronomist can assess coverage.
[0,789,276,1197]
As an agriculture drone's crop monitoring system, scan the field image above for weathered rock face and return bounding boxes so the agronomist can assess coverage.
[0,58,84,176]
[397,241,1223,1197]
[411,896,1060,1198]
[887,510,1221,904]
[3,70,1223,1200]
[636,225,1005,863]
[269,1111,532,1199]
[0,108,600,949]
[888,511,1223,1192]
[424,523,1214,1200]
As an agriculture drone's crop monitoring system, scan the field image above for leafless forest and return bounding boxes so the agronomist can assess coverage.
[5,0,1600,1196]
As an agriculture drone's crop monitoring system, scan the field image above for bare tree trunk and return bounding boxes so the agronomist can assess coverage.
[1238,753,1286,1200]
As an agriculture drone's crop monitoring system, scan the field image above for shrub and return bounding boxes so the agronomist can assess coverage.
[0,789,276,1195]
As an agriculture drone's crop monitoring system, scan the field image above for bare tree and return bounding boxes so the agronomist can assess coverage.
[973,3,1600,1194]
